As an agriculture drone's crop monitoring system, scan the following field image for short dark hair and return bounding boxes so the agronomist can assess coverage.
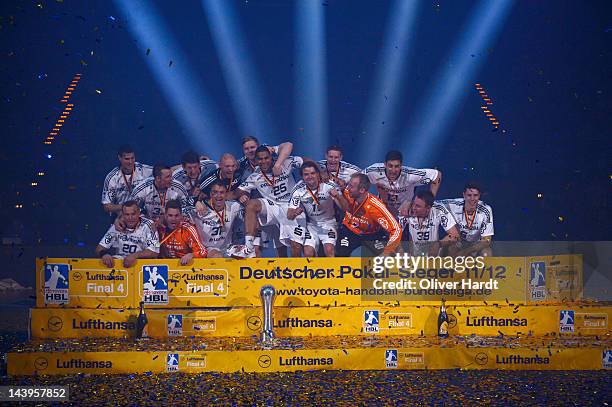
[326,145,343,154]
[255,145,271,156]
[300,161,321,176]
[122,200,139,210]
[351,173,370,191]
[165,199,182,211]
[464,182,482,193]
[385,150,403,163]
[415,190,434,207]
[209,179,227,190]
[241,136,259,146]
[153,164,171,178]
[181,151,200,165]
[117,145,134,156]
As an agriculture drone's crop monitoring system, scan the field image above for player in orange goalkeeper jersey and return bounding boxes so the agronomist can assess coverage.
[160,200,208,264]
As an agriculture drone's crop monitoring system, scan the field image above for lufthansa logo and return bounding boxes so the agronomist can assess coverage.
[72,272,82,281]
[258,355,272,368]
[172,273,181,281]
[247,316,262,331]
[34,357,48,370]
[448,314,457,329]
[47,316,63,332]
[474,352,488,365]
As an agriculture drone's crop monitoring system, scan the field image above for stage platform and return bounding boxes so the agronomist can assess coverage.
[6,256,611,375]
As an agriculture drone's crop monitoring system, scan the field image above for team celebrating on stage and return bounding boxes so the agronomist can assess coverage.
[96,138,494,266]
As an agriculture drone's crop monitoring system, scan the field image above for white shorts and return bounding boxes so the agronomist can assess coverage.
[255,225,282,249]
[304,222,337,250]
[258,199,306,247]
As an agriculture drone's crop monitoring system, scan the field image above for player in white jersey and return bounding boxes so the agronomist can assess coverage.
[234,146,307,257]
[398,190,459,256]
[102,145,152,215]
[317,145,361,187]
[440,182,494,256]
[363,150,441,218]
[95,200,160,268]
[237,137,293,254]
[172,150,217,198]
[237,136,293,182]
[129,164,188,222]
[288,162,345,257]
[191,180,244,257]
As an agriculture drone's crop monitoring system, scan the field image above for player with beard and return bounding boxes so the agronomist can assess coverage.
[234,146,307,258]
[363,150,441,218]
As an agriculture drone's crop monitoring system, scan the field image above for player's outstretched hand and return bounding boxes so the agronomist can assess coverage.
[114,216,126,232]
[101,254,114,268]
[195,201,207,216]
[239,195,250,205]
[399,201,411,217]
[180,253,194,266]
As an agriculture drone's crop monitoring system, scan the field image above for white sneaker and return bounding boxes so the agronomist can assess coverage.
[229,244,255,259]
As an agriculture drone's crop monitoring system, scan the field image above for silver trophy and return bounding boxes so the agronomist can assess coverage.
[260,285,276,346]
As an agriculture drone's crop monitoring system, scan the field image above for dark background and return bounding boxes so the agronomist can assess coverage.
[0,0,610,250]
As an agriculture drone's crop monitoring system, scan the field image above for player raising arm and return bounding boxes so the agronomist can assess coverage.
[233,146,307,258]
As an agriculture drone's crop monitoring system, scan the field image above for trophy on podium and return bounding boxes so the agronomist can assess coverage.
[260,285,276,347]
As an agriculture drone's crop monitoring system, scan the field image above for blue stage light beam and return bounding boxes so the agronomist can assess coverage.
[202,0,275,141]
[295,0,328,157]
[360,0,420,161]
[114,0,229,158]
[402,0,514,166]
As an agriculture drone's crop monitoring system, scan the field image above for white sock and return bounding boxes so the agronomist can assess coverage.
[245,235,255,251]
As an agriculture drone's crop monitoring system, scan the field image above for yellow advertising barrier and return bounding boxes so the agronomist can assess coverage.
[30,305,610,339]
[37,256,584,309]
[8,346,610,375]
[526,255,583,303]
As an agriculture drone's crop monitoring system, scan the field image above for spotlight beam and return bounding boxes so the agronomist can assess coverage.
[295,0,328,157]
[202,0,275,140]
[402,0,514,166]
[114,0,230,158]
[361,0,420,160]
